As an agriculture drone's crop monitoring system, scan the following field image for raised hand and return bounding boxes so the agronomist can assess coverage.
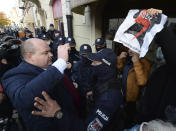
[32,91,61,118]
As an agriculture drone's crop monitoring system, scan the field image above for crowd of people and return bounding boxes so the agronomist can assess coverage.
[0,8,176,131]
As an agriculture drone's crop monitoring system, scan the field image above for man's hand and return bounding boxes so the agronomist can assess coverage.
[73,82,78,88]
[147,8,162,17]
[57,44,70,62]
[32,91,61,118]
[1,59,7,64]
[120,52,127,59]
[131,53,139,63]
[66,62,72,69]
[86,91,93,100]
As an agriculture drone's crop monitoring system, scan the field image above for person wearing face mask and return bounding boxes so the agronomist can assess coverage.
[52,36,66,62]
[64,37,80,76]
[38,26,47,38]
[94,38,107,52]
[20,30,33,42]
[39,34,53,51]
[71,44,93,98]
[88,48,118,90]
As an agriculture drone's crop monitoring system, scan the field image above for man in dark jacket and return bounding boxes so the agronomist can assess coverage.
[47,24,57,41]
[1,38,78,131]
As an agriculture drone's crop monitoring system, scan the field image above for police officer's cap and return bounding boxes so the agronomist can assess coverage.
[50,24,54,27]
[40,34,50,40]
[55,36,65,45]
[40,26,46,31]
[87,48,117,68]
[65,37,76,45]
[95,38,106,46]
[80,44,92,55]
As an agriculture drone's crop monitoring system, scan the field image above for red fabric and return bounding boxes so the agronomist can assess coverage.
[52,0,63,19]
[0,83,3,92]
[134,9,152,39]
[63,74,81,113]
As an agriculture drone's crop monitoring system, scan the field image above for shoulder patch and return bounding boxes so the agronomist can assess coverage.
[87,118,103,131]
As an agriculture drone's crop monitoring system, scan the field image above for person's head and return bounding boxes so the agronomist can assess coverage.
[80,44,92,56]
[139,120,176,131]
[55,36,65,45]
[65,37,76,48]
[94,38,106,52]
[87,48,117,68]
[21,38,53,68]
[40,26,46,33]
[87,48,117,86]
[79,44,92,64]
[39,34,51,45]
[49,24,54,31]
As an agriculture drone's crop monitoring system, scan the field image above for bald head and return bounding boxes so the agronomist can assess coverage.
[20,38,53,68]
[21,38,47,60]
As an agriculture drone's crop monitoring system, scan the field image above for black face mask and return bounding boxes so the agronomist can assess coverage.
[71,47,76,50]
[70,47,77,54]
[92,64,117,88]
[96,46,106,52]
[80,56,92,65]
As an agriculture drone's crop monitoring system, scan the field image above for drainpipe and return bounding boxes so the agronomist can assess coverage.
[65,0,73,37]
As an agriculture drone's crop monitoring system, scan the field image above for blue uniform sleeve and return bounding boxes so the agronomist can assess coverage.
[2,66,63,109]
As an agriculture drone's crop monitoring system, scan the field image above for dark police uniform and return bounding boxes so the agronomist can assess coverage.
[65,37,80,77]
[52,36,66,62]
[94,38,107,52]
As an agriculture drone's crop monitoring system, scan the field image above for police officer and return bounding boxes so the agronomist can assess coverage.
[20,30,33,41]
[39,34,53,51]
[54,30,61,39]
[38,26,47,38]
[47,24,57,41]
[65,37,80,64]
[35,28,41,38]
[32,48,123,131]
[94,38,107,52]
[52,35,66,62]
[72,44,93,97]
[65,37,80,76]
